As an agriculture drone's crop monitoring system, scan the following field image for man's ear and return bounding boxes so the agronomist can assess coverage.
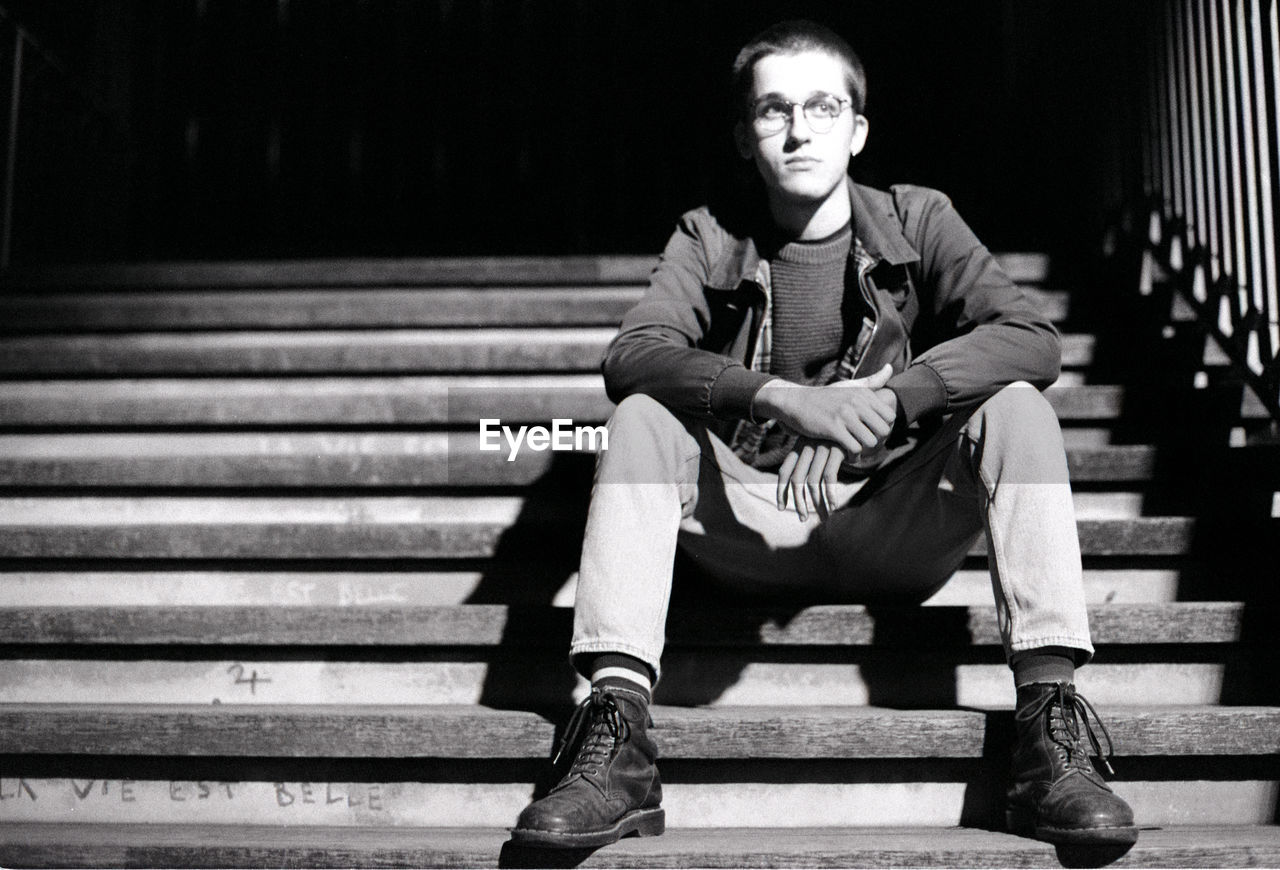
[849,114,870,158]
[733,121,754,160]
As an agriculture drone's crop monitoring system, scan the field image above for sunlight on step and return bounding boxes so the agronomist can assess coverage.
[0,496,528,525]
[0,661,1226,708]
[0,569,1185,606]
[0,778,1270,828]
[0,492,1149,525]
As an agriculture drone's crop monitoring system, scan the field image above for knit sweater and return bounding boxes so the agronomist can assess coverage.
[767,220,857,386]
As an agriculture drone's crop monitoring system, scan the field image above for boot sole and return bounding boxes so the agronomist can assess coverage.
[1006,807,1139,846]
[510,806,665,849]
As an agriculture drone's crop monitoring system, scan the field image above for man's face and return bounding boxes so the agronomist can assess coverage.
[735,50,868,205]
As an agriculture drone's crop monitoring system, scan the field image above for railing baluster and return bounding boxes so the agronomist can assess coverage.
[1268,0,1280,363]
[1233,0,1264,333]
[1180,0,1208,271]
[1165,5,1183,230]
[1167,2,1176,207]
[1244,0,1274,326]
[2,24,21,271]
[1247,0,1279,372]
[1219,0,1250,320]
[1207,0,1235,286]
[1145,14,1161,203]
[1192,0,1220,293]
[1175,1,1189,268]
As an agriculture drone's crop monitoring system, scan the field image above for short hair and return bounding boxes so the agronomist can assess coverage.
[731,20,867,116]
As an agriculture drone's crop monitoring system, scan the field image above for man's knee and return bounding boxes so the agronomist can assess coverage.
[609,393,688,440]
[965,382,1070,482]
[596,393,703,485]
[973,381,1061,436]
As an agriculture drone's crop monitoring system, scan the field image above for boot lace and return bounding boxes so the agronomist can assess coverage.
[1025,683,1117,776]
[551,688,631,778]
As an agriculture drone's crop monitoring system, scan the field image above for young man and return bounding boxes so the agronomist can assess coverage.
[511,19,1137,849]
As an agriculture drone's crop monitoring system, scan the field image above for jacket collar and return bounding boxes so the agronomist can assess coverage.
[705,178,919,292]
[848,179,919,267]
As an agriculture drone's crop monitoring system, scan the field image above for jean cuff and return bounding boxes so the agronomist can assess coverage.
[1007,635,1094,667]
[570,640,664,685]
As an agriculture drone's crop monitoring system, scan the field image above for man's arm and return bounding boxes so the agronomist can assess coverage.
[753,370,897,457]
[765,186,1062,519]
[601,209,777,420]
[884,186,1062,425]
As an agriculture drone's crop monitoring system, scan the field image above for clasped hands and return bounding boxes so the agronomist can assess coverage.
[751,364,897,521]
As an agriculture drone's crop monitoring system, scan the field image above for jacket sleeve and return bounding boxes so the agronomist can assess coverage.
[601,209,776,420]
[885,187,1062,425]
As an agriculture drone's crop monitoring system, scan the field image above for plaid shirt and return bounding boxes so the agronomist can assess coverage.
[729,237,879,465]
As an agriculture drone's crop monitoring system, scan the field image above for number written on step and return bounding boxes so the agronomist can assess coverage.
[227,663,272,695]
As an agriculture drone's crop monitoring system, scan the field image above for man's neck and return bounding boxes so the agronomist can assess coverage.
[766,181,853,241]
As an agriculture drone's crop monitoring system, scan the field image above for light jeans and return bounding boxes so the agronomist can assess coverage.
[570,383,1093,682]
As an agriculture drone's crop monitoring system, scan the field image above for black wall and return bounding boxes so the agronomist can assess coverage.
[4,1,1146,263]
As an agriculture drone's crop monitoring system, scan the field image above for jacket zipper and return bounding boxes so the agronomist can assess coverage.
[848,256,880,378]
[747,260,771,372]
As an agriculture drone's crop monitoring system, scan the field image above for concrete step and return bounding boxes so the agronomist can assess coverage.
[0,286,1071,333]
[0,434,1169,487]
[0,252,1051,289]
[2,703,1274,758]
[0,256,657,289]
[0,603,1257,708]
[0,768,1273,829]
[0,328,619,374]
[0,654,1249,708]
[0,288,645,332]
[0,330,1100,375]
[0,602,1248,647]
[0,496,1197,558]
[0,378,1267,425]
[0,567,1197,607]
[4,824,1279,868]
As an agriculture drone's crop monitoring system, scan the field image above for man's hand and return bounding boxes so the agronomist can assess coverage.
[753,364,899,520]
[777,437,846,520]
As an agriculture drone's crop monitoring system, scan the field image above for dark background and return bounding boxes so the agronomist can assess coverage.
[2,1,1146,264]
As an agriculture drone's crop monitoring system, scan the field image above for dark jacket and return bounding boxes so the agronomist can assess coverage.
[602,179,1061,461]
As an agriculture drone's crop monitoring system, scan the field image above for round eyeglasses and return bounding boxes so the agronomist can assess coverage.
[751,94,852,135]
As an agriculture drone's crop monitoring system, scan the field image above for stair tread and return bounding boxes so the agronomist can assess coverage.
[0,285,1069,331]
[0,330,1097,374]
[0,252,1050,288]
[0,492,1151,521]
[0,568,1197,607]
[0,703,1275,758]
[0,256,660,288]
[0,496,1199,557]
[0,379,1267,423]
[2,823,1278,868]
[0,328,621,374]
[0,435,1167,485]
[0,288,645,331]
[0,601,1252,646]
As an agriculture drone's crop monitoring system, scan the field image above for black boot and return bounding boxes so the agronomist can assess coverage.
[1006,681,1138,845]
[511,686,664,848]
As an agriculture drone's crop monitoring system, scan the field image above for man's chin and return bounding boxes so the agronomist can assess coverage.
[771,177,843,205]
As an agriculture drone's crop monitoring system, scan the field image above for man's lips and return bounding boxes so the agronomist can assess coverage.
[785,156,820,166]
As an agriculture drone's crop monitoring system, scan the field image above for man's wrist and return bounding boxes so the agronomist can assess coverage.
[712,365,778,420]
[751,378,797,422]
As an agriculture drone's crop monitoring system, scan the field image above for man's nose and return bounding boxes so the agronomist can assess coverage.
[785,104,812,143]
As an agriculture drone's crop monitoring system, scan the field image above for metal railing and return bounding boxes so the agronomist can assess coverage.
[1139,0,1280,418]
